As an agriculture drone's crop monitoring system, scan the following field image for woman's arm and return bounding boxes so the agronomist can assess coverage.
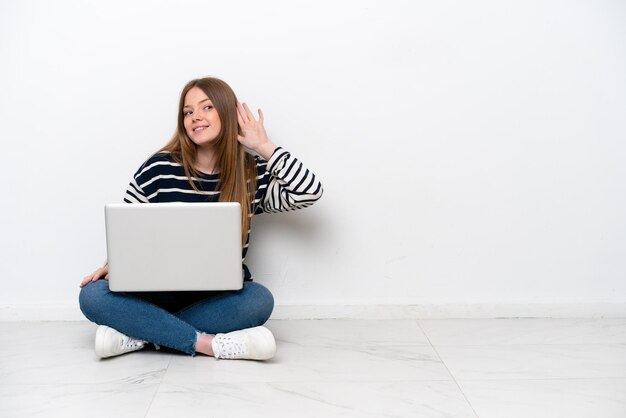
[236,102,323,213]
[258,148,323,213]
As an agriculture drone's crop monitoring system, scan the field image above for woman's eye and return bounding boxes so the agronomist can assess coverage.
[204,105,213,110]
[183,111,192,116]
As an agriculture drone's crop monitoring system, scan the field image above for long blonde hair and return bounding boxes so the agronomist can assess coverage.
[160,77,257,247]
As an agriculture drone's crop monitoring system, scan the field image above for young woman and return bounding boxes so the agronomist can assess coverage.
[79,77,323,360]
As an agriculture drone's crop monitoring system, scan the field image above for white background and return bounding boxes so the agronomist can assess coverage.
[1,0,625,318]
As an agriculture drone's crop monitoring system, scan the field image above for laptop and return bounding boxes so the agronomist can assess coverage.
[105,202,243,292]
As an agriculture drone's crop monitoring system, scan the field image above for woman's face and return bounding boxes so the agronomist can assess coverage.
[183,87,222,148]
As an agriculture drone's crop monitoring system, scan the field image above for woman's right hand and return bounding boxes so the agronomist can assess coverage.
[79,263,109,288]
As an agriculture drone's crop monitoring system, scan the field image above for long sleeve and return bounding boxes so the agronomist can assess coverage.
[123,175,149,203]
[257,147,324,214]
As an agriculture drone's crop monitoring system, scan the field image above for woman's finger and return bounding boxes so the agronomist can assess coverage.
[237,102,249,123]
[258,108,264,124]
[90,268,104,281]
[242,102,256,121]
[237,106,245,128]
[80,265,108,287]
[80,274,94,288]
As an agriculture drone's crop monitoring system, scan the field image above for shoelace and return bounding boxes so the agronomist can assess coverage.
[216,336,247,359]
[120,336,144,351]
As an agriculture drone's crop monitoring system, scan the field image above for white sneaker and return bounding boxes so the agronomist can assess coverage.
[95,325,146,359]
[212,326,276,360]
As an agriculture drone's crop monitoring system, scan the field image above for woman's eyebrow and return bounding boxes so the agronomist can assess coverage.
[183,98,212,108]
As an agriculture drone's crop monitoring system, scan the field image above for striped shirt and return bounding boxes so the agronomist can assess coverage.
[123,147,323,281]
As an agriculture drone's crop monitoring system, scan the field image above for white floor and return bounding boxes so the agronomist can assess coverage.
[1,319,626,417]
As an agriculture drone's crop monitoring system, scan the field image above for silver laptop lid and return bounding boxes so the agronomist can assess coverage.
[105,202,242,291]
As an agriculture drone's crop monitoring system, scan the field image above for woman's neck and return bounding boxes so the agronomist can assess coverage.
[195,145,218,175]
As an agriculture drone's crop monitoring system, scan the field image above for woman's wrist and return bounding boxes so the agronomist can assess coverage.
[256,141,277,161]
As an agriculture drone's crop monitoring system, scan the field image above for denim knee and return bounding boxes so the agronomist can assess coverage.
[248,282,274,325]
[78,279,108,322]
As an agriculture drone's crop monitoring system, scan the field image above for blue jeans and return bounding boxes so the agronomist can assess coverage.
[79,279,274,355]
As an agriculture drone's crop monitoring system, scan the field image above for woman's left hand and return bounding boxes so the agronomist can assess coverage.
[237,102,276,160]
